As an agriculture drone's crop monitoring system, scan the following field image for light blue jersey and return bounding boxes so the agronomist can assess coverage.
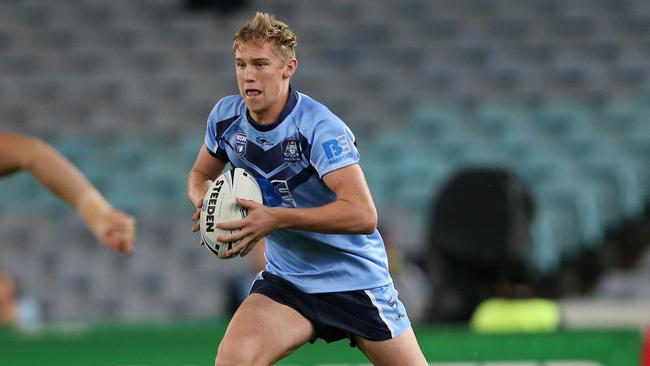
[204,88,392,293]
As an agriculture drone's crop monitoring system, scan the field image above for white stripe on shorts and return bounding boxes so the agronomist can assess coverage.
[364,289,394,338]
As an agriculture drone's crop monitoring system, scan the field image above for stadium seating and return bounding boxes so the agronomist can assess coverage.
[2,0,650,322]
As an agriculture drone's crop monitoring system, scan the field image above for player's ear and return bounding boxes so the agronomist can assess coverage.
[283,58,298,79]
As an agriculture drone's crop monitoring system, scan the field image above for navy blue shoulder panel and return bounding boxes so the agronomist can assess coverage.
[212,115,240,162]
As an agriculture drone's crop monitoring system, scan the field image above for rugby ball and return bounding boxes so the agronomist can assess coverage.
[199,167,263,259]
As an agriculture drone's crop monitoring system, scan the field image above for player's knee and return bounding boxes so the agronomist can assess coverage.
[214,339,267,366]
[214,351,250,366]
[214,353,265,366]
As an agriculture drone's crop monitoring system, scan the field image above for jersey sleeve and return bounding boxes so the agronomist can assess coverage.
[309,118,360,178]
[204,100,230,162]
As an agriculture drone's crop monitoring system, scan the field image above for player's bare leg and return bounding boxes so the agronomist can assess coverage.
[215,293,316,366]
[355,327,428,366]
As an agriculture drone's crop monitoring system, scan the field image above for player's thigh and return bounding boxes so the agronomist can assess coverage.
[216,293,316,365]
[355,327,428,366]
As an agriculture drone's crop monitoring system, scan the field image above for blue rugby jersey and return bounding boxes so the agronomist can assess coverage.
[203,88,392,293]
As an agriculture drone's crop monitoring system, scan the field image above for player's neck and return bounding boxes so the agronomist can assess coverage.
[250,88,290,125]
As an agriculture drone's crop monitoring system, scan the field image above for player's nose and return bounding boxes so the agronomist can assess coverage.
[243,67,255,82]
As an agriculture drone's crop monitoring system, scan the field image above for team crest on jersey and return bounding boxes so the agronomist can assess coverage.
[235,133,247,157]
[282,138,301,163]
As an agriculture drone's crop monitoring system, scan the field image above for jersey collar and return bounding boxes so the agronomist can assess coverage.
[246,85,298,132]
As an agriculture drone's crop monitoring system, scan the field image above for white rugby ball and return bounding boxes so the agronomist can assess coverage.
[199,167,263,259]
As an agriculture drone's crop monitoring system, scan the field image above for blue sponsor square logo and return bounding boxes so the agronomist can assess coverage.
[322,135,353,164]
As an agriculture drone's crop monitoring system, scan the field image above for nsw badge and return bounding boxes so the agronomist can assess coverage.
[235,132,247,157]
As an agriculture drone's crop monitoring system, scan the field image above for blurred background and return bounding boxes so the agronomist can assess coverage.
[1,0,650,359]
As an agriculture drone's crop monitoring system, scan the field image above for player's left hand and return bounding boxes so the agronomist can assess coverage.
[218,197,276,257]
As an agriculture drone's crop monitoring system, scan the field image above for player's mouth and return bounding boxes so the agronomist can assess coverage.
[245,89,262,98]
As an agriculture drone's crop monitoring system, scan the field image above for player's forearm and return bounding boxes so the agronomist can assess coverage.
[0,133,33,176]
[187,169,213,205]
[25,139,112,227]
[270,199,377,235]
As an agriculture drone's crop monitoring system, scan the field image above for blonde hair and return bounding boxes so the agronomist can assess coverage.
[233,12,297,62]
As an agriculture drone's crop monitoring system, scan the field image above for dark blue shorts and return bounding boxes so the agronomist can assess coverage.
[249,271,411,346]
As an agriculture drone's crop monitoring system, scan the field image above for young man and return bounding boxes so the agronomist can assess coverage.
[0,133,136,253]
[188,12,428,366]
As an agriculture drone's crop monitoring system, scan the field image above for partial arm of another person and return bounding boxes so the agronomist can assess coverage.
[0,271,16,326]
[219,164,378,257]
[0,133,135,253]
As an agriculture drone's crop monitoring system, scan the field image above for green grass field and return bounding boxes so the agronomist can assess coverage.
[0,320,642,366]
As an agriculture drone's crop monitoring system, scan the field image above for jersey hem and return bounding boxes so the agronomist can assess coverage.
[266,270,393,294]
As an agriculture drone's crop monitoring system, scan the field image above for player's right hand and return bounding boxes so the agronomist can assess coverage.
[189,179,212,245]
[94,208,136,254]
[191,196,204,245]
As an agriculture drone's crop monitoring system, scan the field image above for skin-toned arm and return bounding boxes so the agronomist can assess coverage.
[188,143,228,229]
[219,164,378,257]
[0,271,16,326]
[0,133,135,254]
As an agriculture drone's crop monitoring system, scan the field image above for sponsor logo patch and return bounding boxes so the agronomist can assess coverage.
[271,179,297,208]
[322,135,353,164]
[256,136,272,146]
